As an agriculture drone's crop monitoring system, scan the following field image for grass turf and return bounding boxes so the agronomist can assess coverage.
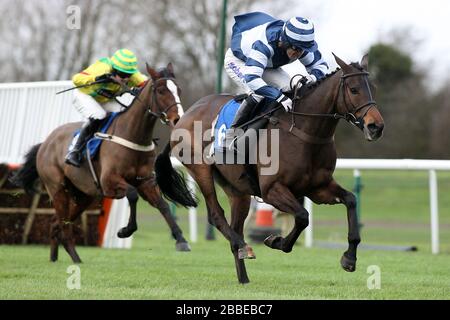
[0,169,449,299]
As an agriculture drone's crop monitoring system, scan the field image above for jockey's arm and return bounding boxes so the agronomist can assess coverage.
[72,60,111,87]
[243,41,282,101]
[298,49,329,83]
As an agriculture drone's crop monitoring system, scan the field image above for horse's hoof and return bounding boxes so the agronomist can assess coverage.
[176,242,191,252]
[117,227,136,238]
[238,246,256,260]
[340,254,356,272]
[263,234,283,250]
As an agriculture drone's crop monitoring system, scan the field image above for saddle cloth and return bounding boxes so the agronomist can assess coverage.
[213,99,241,151]
[68,112,120,159]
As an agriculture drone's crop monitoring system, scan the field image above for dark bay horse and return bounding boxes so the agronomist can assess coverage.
[155,54,384,283]
[12,63,197,263]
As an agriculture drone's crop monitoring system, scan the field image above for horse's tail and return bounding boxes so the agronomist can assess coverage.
[10,143,41,195]
[155,143,198,208]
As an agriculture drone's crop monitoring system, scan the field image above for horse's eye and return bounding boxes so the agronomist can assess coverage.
[350,87,359,95]
[157,88,166,94]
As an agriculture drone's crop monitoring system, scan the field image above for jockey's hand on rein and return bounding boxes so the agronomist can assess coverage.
[130,87,141,96]
[95,73,114,83]
[277,94,293,112]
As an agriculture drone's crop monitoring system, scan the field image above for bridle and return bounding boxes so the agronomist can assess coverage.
[289,70,377,130]
[337,71,377,129]
[143,77,182,125]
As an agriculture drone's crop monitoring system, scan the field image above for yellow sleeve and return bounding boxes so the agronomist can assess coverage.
[129,71,148,87]
[72,59,112,86]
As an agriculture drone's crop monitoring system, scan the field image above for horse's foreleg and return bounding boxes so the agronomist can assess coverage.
[262,182,309,253]
[137,179,190,252]
[117,186,139,238]
[309,179,360,272]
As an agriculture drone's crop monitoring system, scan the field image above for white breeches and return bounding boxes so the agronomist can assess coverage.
[73,90,122,120]
[224,48,291,102]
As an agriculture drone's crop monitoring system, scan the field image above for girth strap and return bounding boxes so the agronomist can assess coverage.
[270,116,334,145]
[94,132,155,152]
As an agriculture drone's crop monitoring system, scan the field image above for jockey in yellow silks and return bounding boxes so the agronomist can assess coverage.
[65,48,148,167]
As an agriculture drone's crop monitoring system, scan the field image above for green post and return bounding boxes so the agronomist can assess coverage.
[215,0,228,93]
[353,169,363,231]
[207,0,228,241]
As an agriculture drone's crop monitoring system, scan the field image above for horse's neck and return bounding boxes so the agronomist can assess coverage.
[114,83,156,146]
[289,74,341,138]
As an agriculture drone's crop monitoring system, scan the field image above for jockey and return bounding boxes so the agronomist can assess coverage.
[224,12,329,140]
[65,48,148,167]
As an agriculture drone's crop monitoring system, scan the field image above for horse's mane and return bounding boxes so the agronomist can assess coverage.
[294,61,365,99]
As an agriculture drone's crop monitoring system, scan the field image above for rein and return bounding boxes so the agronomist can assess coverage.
[289,71,377,129]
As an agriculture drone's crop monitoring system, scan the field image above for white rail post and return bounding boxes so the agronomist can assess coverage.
[187,174,198,243]
[304,197,313,248]
[429,170,439,254]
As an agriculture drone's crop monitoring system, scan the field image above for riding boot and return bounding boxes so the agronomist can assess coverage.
[225,95,259,143]
[65,118,100,167]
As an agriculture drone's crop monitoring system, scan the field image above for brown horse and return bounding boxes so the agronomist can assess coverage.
[12,63,197,263]
[155,54,384,283]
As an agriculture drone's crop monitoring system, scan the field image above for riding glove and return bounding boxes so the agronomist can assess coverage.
[305,74,317,84]
[277,94,293,112]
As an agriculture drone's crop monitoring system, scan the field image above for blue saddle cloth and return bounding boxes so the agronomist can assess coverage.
[69,112,120,159]
[213,99,241,150]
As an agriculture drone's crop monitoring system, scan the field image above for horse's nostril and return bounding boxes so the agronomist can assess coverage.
[173,118,180,125]
[367,123,384,137]
[368,123,380,132]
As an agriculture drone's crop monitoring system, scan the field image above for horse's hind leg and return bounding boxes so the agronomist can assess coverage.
[137,179,190,252]
[227,193,252,284]
[262,182,309,253]
[51,184,94,263]
[117,186,139,238]
[186,164,253,260]
[50,215,60,262]
[309,179,360,272]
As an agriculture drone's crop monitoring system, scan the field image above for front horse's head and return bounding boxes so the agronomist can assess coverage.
[146,62,184,128]
[333,53,385,141]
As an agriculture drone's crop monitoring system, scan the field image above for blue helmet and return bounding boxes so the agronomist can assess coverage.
[282,17,318,52]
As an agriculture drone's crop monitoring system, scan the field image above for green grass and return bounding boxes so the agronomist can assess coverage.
[0,169,449,299]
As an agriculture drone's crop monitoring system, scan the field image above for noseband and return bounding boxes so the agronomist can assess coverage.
[146,77,182,125]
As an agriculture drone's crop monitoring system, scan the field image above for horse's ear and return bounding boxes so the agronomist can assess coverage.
[332,53,351,73]
[167,62,175,76]
[146,62,159,80]
[360,54,369,71]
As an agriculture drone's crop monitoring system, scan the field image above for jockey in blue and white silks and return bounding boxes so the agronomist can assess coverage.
[224,12,329,139]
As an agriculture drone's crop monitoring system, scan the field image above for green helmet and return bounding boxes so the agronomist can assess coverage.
[110,48,138,74]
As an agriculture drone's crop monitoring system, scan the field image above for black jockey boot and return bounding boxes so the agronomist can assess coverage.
[225,95,259,144]
[65,118,100,167]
